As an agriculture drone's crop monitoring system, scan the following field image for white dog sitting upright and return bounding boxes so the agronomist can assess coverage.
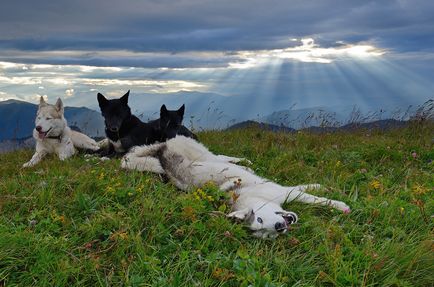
[122,136,351,238]
[23,97,100,167]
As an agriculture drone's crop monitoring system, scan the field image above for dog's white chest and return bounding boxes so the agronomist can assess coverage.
[110,139,125,152]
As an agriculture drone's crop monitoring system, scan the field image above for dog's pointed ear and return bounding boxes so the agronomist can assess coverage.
[120,90,129,105]
[160,104,168,116]
[97,93,108,108]
[55,98,64,113]
[178,104,185,117]
[39,96,47,107]
[227,208,254,221]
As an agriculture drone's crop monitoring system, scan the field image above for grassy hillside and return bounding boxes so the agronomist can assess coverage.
[0,123,433,286]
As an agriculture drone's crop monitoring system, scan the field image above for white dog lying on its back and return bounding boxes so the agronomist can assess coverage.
[23,97,100,167]
[121,136,350,238]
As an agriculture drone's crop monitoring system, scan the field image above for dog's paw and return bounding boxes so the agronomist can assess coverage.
[97,138,109,148]
[308,184,322,190]
[22,161,34,168]
[90,145,100,151]
[331,200,351,213]
[59,155,67,161]
[228,157,252,165]
[252,230,279,239]
[240,158,253,165]
[120,157,131,169]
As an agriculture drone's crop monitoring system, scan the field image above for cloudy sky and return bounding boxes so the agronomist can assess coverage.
[0,0,433,125]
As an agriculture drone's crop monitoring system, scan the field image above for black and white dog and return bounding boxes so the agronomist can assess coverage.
[97,90,197,156]
[122,136,351,238]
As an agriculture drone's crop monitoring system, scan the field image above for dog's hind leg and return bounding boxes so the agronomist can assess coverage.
[128,143,164,157]
[168,176,190,191]
[58,140,76,160]
[285,184,350,213]
[121,143,167,173]
[121,154,164,174]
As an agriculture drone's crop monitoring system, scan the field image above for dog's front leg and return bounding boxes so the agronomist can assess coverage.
[23,150,47,167]
[121,154,165,174]
[285,184,350,213]
[58,141,76,161]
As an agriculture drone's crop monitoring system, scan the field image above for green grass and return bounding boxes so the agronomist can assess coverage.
[1,122,433,286]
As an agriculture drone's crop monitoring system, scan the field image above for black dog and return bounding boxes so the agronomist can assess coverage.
[97,90,197,157]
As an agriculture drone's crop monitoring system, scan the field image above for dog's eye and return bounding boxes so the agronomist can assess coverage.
[257,217,263,224]
[46,117,51,120]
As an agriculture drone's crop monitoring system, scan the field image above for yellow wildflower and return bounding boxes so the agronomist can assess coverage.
[412,184,430,196]
[182,206,196,221]
[369,179,382,190]
[58,215,66,223]
[110,231,128,241]
[106,186,115,193]
[136,184,145,193]
[192,187,214,202]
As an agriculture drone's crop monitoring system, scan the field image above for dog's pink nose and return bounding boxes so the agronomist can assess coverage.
[36,126,42,132]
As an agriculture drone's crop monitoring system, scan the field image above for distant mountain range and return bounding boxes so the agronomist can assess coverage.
[227,119,410,133]
[0,99,105,141]
[260,104,419,129]
[0,97,432,153]
[125,91,254,130]
[124,91,432,130]
[226,120,296,132]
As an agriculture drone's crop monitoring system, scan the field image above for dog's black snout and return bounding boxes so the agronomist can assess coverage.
[275,222,286,232]
[109,127,119,132]
[36,126,42,132]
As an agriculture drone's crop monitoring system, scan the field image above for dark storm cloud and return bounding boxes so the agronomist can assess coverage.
[0,0,433,56]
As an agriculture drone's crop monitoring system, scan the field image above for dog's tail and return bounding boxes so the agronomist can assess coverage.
[155,144,173,173]
[155,145,192,190]
[70,130,100,151]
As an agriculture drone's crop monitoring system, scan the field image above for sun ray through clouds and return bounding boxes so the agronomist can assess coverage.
[1,36,431,128]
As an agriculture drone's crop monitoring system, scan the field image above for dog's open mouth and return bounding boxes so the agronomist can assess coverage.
[37,128,52,139]
[281,212,298,228]
[283,216,294,227]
